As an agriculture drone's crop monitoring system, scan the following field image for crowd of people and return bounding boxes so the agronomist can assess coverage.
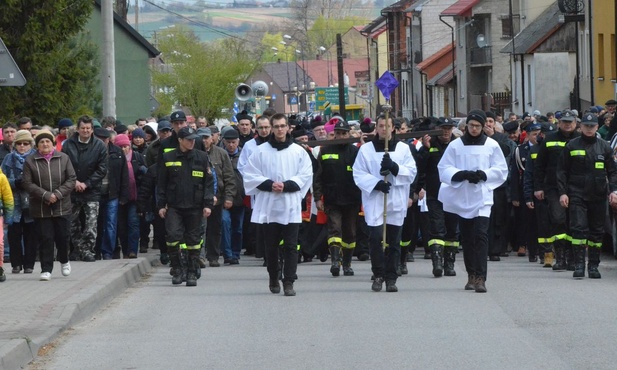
[1,100,617,295]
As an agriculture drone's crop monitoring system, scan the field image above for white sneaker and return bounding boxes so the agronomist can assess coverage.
[61,262,71,276]
[40,272,51,281]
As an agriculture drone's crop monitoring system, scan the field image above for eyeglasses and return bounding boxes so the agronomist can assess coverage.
[15,142,31,146]
[257,126,270,130]
[467,123,483,129]
[272,125,287,130]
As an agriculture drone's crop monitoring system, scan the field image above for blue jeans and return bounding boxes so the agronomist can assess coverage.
[118,202,140,255]
[221,206,245,259]
[99,198,119,259]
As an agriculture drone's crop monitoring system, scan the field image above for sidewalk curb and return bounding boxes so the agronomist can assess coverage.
[0,255,157,370]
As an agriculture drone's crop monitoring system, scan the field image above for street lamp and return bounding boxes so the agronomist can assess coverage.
[293,86,304,113]
[280,40,291,113]
[319,46,332,86]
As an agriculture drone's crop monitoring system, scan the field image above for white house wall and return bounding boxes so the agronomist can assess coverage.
[535,52,572,113]
[421,0,458,59]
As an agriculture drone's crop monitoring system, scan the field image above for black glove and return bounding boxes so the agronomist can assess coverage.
[374,180,391,194]
[451,170,476,182]
[380,153,399,176]
[476,170,487,182]
[467,172,481,184]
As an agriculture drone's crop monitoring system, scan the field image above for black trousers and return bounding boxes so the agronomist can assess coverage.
[569,197,606,244]
[152,213,167,254]
[139,216,151,249]
[9,218,36,270]
[427,198,459,245]
[205,204,223,261]
[546,188,570,249]
[325,203,359,247]
[459,216,489,278]
[368,224,402,281]
[535,199,552,253]
[521,204,539,257]
[262,223,300,282]
[242,207,254,254]
[410,203,430,251]
[488,187,509,256]
[354,214,370,256]
[165,207,203,248]
[400,204,414,247]
[36,216,70,273]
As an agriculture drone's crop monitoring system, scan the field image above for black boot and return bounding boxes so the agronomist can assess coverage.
[443,246,457,276]
[465,275,475,290]
[169,247,183,285]
[329,245,341,277]
[573,246,586,278]
[283,281,296,296]
[342,248,354,276]
[552,244,566,271]
[430,244,443,277]
[180,249,188,282]
[587,247,601,279]
[186,250,199,286]
[269,278,280,293]
[399,246,408,275]
[407,245,415,262]
[566,245,575,271]
[423,245,431,260]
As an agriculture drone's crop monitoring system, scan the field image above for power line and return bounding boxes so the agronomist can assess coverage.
[142,0,247,41]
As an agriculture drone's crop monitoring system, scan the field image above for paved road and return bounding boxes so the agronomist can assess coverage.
[28,254,617,370]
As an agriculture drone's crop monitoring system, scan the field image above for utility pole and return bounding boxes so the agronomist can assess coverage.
[102,0,116,117]
[135,0,139,32]
[336,33,346,120]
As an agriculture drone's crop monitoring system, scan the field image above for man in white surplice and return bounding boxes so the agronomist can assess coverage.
[242,113,312,297]
[353,115,416,293]
[438,110,508,293]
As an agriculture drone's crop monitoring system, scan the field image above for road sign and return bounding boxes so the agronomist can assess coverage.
[290,96,298,105]
[0,38,26,87]
[309,101,315,110]
[271,94,276,100]
[322,101,331,109]
[315,87,348,110]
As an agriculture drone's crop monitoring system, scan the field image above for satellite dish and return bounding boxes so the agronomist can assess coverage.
[476,34,488,48]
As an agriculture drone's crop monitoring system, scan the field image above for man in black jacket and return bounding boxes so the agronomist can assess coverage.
[93,128,128,260]
[313,119,361,277]
[417,117,459,277]
[484,111,516,261]
[556,114,617,279]
[158,127,215,286]
[62,116,108,262]
[534,110,580,269]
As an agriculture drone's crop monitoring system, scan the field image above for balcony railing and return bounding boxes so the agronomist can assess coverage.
[469,46,492,66]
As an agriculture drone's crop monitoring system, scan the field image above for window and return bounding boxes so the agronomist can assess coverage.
[500,14,520,39]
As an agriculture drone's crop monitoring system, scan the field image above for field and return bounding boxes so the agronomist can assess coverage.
[129,8,294,42]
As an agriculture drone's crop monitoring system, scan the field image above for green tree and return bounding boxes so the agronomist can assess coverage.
[152,27,259,120]
[0,0,99,125]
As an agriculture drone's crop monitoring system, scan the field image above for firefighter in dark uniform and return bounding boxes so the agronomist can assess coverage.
[313,118,362,277]
[417,117,459,277]
[533,110,579,269]
[523,122,554,264]
[513,122,541,261]
[158,127,215,286]
[556,114,617,279]
[158,111,210,271]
